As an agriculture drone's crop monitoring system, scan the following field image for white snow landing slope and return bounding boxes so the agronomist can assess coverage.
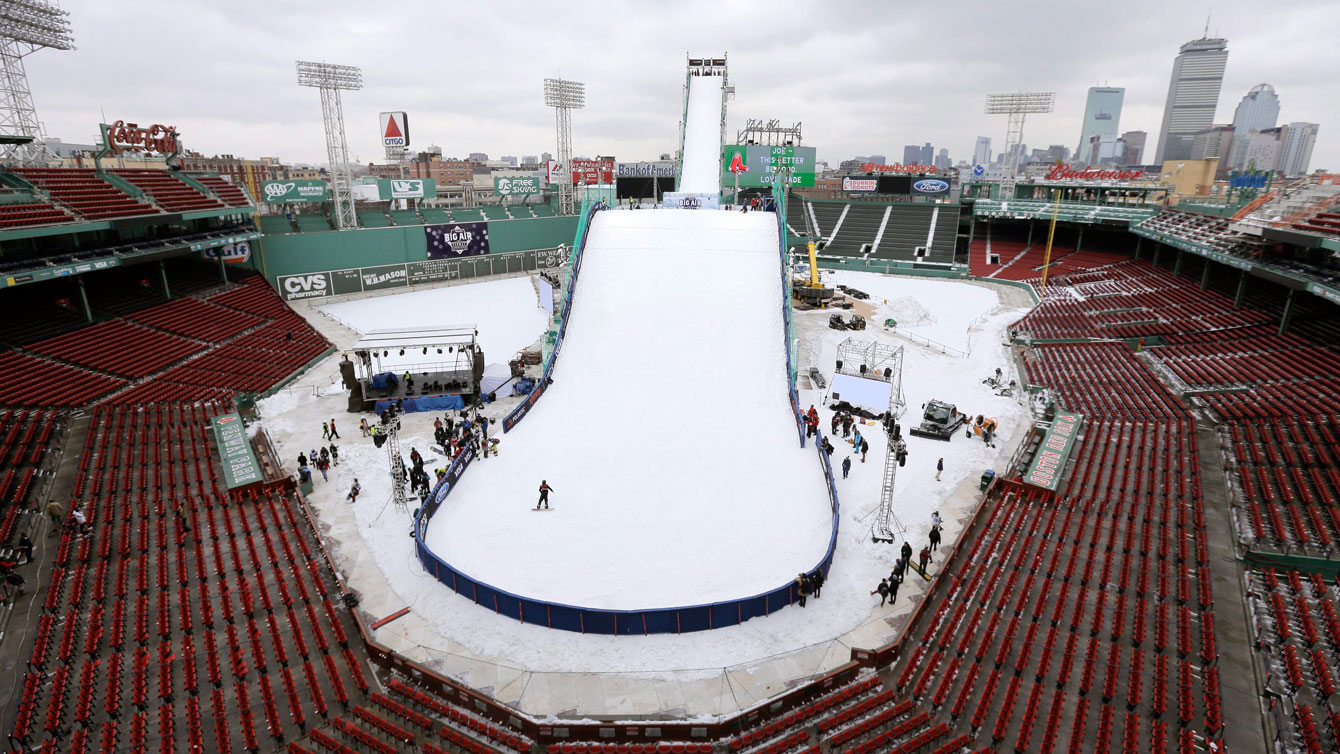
[425,209,833,610]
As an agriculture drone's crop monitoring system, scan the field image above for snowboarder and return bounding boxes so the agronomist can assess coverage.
[901,541,913,565]
[810,568,824,598]
[322,422,330,440]
[536,480,554,509]
[329,444,339,466]
[919,545,932,571]
[328,419,339,439]
[872,578,890,606]
[794,573,810,608]
[936,457,944,482]
[929,525,942,552]
[841,456,851,479]
[347,479,361,502]
[861,438,869,463]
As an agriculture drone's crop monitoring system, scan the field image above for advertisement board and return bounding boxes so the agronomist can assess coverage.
[359,263,410,292]
[861,163,939,174]
[425,222,490,259]
[720,145,817,187]
[275,249,563,302]
[261,180,329,203]
[379,112,409,148]
[377,179,436,200]
[1024,412,1084,491]
[841,177,878,192]
[662,192,720,210]
[211,412,264,489]
[4,257,120,289]
[201,241,252,264]
[493,176,542,196]
[617,162,676,178]
[570,159,614,185]
[911,177,952,196]
[1229,170,1271,189]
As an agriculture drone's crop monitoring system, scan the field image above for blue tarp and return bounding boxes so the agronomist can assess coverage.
[374,394,465,414]
[513,377,536,395]
[370,372,399,390]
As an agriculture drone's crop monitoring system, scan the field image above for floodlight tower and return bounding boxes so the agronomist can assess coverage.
[544,77,584,215]
[297,60,362,230]
[985,91,1055,175]
[0,0,75,165]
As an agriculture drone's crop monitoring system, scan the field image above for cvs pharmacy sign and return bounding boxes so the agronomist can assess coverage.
[277,272,332,301]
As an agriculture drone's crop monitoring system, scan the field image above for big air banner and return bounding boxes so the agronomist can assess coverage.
[425,222,490,259]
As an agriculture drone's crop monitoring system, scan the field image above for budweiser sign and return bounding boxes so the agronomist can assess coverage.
[1044,164,1145,182]
[104,121,179,156]
[860,163,938,174]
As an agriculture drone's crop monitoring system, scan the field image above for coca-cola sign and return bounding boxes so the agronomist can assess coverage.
[1044,164,1145,182]
[104,120,179,156]
[860,163,939,174]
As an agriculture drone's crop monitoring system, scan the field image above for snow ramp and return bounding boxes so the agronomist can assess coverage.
[678,73,723,194]
[422,208,834,618]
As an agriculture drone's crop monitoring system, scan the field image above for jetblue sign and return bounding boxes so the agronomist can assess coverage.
[911,178,950,196]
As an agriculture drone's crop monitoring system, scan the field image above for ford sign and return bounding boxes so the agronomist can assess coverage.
[912,179,950,194]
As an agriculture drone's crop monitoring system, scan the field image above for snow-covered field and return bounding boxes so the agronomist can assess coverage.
[425,209,833,609]
[316,276,549,366]
[826,271,998,352]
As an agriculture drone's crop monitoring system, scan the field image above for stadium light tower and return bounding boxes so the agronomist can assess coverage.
[297,60,362,230]
[544,77,584,215]
[985,91,1055,175]
[0,0,76,165]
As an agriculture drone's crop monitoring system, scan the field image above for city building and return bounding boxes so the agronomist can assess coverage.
[866,154,886,165]
[1076,86,1125,161]
[1227,84,1280,169]
[838,159,865,172]
[935,149,951,171]
[919,143,934,165]
[1118,131,1147,166]
[1278,122,1320,177]
[1241,127,1284,173]
[178,153,286,196]
[407,157,476,186]
[542,152,554,163]
[1086,133,1120,164]
[467,152,489,162]
[1154,36,1229,163]
[367,162,408,179]
[1031,145,1069,164]
[1189,125,1235,162]
[973,136,991,167]
[902,145,920,164]
[522,155,538,165]
[500,156,518,167]
[1158,157,1221,200]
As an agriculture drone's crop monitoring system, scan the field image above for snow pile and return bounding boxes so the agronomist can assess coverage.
[882,296,936,328]
[828,272,1000,352]
[424,209,832,610]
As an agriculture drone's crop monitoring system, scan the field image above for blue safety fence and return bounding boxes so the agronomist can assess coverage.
[407,195,842,635]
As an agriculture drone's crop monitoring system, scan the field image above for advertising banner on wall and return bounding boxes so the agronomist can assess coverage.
[425,222,490,259]
[493,176,542,196]
[570,159,614,185]
[841,177,878,192]
[359,264,410,292]
[662,192,720,210]
[211,413,263,489]
[1024,412,1084,491]
[377,178,436,200]
[379,112,409,148]
[200,241,252,264]
[617,162,676,178]
[720,145,817,188]
[910,177,952,196]
[275,249,563,302]
[261,180,329,203]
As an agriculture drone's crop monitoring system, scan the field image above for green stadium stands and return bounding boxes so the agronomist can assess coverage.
[295,214,332,232]
[357,210,391,228]
[530,204,556,217]
[481,206,509,221]
[453,208,485,222]
[258,215,295,235]
[791,194,959,264]
[419,207,451,224]
[389,210,422,226]
[508,205,535,219]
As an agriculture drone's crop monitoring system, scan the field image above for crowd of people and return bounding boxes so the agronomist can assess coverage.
[871,511,943,609]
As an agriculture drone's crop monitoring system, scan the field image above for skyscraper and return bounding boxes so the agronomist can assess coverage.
[935,148,951,171]
[903,145,920,164]
[1118,131,1147,165]
[1076,87,1125,162]
[1153,36,1229,163]
[867,154,887,165]
[973,136,991,166]
[920,143,934,165]
[1278,122,1320,177]
[1227,84,1280,169]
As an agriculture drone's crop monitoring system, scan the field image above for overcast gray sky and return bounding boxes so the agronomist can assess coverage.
[31,0,1339,171]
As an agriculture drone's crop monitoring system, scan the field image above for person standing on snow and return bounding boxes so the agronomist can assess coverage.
[901,541,913,565]
[794,573,810,608]
[298,452,308,469]
[931,510,942,528]
[322,422,330,440]
[860,438,869,463]
[329,444,339,466]
[536,480,554,509]
[887,574,900,605]
[347,479,361,502]
[841,456,851,479]
[919,545,932,571]
[936,457,944,482]
[871,578,890,606]
[929,525,942,552]
[830,414,840,436]
[810,568,824,599]
[328,419,339,439]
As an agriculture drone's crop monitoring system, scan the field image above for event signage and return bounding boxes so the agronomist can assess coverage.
[860,163,938,174]
[101,120,179,156]
[570,159,615,185]
[379,112,410,148]
[493,176,542,196]
[200,241,252,264]
[842,177,878,192]
[425,222,490,259]
[378,179,436,200]
[191,232,259,252]
[1024,412,1084,491]
[261,180,329,203]
[274,249,562,302]
[722,145,817,187]
[278,272,333,301]
[1229,170,1271,190]
[662,192,720,210]
[211,412,264,489]
[358,263,409,292]
[911,178,951,196]
[1044,164,1145,181]
[3,257,120,289]
[617,162,676,178]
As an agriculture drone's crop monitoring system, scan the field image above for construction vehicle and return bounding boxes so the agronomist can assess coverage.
[828,313,848,330]
[909,399,966,441]
[828,313,866,331]
[847,315,867,331]
[791,205,834,307]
